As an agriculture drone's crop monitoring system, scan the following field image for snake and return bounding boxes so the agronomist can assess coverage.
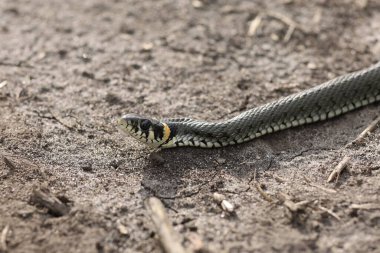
[117,61,380,149]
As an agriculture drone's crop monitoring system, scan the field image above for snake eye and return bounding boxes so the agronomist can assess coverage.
[140,119,151,131]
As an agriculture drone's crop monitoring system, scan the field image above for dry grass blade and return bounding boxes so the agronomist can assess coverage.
[145,197,188,253]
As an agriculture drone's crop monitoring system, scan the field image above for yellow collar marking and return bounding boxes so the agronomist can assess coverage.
[162,123,171,143]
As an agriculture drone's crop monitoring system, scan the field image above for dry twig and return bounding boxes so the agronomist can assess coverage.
[273,174,286,183]
[3,157,17,172]
[0,225,9,253]
[309,182,337,194]
[254,182,273,202]
[303,176,337,194]
[351,116,380,145]
[247,14,263,37]
[350,203,380,210]
[327,156,350,183]
[266,11,305,42]
[319,206,340,221]
[283,199,310,212]
[277,193,310,212]
[145,197,187,253]
[31,188,70,216]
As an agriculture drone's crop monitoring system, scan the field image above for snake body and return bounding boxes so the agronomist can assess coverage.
[118,62,380,148]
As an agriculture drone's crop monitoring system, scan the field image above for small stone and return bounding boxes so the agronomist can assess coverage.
[221,200,235,213]
[307,62,317,69]
[81,164,93,172]
[116,220,129,235]
[212,192,226,203]
[270,33,280,41]
[216,158,226,164]
[192,0,203,8]
[141,42,153,51]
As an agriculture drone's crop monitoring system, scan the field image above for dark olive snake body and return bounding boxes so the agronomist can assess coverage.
[118,62,380,149]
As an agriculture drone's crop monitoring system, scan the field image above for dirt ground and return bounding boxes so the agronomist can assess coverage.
[1,0,380,252]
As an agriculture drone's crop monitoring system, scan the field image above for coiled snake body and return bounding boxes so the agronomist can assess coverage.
[118,62,380,148]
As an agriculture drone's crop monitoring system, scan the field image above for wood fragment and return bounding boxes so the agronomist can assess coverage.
[277,194,310,212]
[145,197,187,253]
[283,25,295,42]
[0,225,9,253]
[31,188,70,216]
[3,156,17,171]
[265,11,308,42]
[327,156,350,183]
[247,14,263,37]
[352,116,380,145]
[0,81,7,89]
[350,203,380,210]
[308,182,337,194]
[319,206,341,221]
[266,11,301,30]
[273,174,286,183]
[303,176,337,194]
[254,182,273,202]
[283,199,310,212]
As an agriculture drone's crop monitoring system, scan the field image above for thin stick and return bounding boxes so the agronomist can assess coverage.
[350,203,380,210]
[3,157,17,171]
[31,189,70,216]
[352,116,380,144]
[283,199,310,212]
[327,156,350,183]
[0,225,9,252]
[308,182,337,194]
[319,206,341,221]
[145,197,187,253]
[283,25,295,42]
[254,182,273,202]
[303,176,337,194]
[273,174,286,183]
[277,193,310,212]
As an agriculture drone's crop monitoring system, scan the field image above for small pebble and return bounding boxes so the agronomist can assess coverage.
[141,42,153,51]
[307,62,317,69]
[192,0,203,8]
[212,192,226,203]
[221,200,235,213]
[216,158,226,164]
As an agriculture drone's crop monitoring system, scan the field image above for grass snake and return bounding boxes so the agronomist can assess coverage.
[117,61,380,149]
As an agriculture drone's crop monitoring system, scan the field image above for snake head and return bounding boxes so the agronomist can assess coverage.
[117,114,172,148]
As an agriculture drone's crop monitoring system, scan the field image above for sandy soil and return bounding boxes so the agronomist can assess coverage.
[1,0,380,252]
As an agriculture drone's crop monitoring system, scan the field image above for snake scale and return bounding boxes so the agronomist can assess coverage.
[117,61,380,148]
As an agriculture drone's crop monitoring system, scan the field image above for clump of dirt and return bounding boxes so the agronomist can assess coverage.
[1,0,379,252]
